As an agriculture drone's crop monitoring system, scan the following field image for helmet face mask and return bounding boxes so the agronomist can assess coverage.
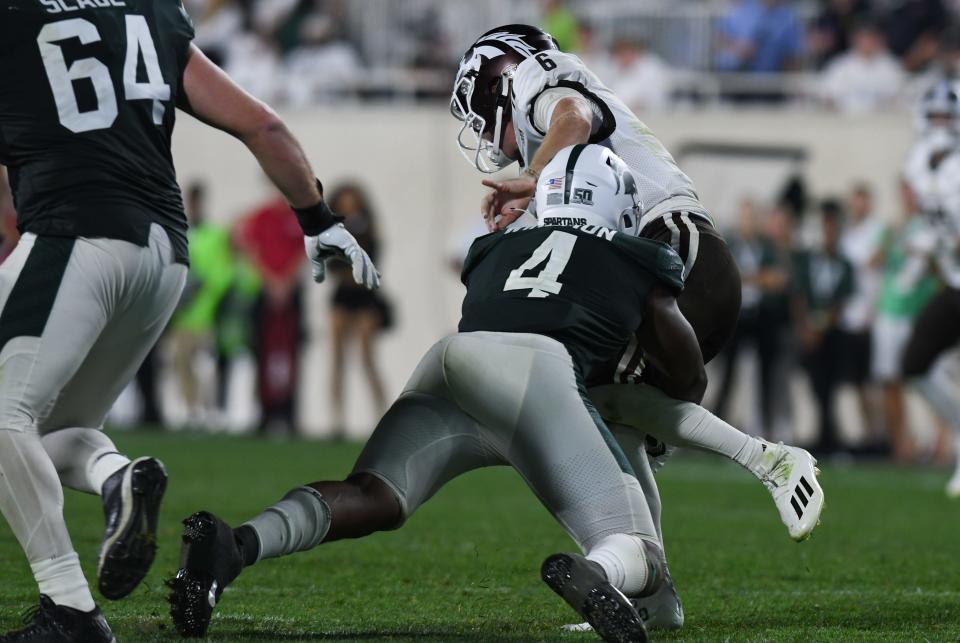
[451,71,513,173]
[451,24,559,173]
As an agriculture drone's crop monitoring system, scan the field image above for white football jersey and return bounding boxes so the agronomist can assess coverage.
[509,51,708,229]
[903,138,960,287]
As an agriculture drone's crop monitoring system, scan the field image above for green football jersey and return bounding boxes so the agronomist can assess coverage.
[459,224,684,378]
[0,0,194,262]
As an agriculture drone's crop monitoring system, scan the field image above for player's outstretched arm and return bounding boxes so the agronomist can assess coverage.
[635,285,707,404]
[178,45,379,289]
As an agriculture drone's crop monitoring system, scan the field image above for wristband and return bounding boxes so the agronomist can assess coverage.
[293,179,341,235]
[521,166,540,181]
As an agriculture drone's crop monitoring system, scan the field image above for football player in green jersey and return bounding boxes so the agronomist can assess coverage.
[169,146,706,643]
[453,33,823,632]
[0,2,377,640]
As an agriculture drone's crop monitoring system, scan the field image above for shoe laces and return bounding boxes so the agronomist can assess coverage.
[758,442,791,492]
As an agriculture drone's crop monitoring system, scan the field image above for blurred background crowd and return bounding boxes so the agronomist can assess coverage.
[2,0,959,471]
[179,0,960,110]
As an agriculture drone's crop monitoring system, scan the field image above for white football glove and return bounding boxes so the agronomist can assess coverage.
[305,223,380,290]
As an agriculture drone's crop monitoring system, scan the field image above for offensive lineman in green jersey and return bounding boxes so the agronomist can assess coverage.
[0,2,377,640]
[169,145,703,643]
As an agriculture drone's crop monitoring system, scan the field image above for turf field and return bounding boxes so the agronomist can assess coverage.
[0,431,956,642]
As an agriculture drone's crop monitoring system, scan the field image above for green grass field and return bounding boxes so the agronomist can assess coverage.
[0,431,957,642]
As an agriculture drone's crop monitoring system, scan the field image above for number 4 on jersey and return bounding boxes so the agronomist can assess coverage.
[503,231,577,298]
[38,16,170,134]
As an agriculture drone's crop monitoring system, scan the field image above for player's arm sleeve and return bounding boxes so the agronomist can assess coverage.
[636,285,707,404]
[169,0,196,81]
[531,87,601,136]
[512,54,614,140]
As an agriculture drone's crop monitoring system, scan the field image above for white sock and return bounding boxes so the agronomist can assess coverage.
[593,384,769,476]
[243,486,331,562]
[41,428,130,495]
[587,533,660,596]
[31,553,96,612]
[88,450,131,494]
[0,429,94,610]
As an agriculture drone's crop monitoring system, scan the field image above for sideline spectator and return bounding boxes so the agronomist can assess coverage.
[762,205,799,441]
[883,0,947,72]
[284,14,362,105]
[542,0,580,52]
[574,20,605,70]
[794,200,854,455]
[715,0,804,73]
[171,182,235,428]
[872,180,941,462]
[238,191,307,436]
[838,183,885,450]
[601,38,672,111]
[911,25,960,98]
[327,184,392,438]
[808,0,870,68]
[821,20,905,113]
[715,199,781,436]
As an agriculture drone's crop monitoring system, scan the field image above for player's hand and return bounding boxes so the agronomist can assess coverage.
[481,177,536,231]
[305,224,380,290]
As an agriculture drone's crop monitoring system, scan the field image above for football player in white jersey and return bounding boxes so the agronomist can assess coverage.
[900,79,960,497]
[450,25,823,632]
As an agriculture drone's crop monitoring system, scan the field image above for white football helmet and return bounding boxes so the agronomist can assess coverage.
[915,79,960,151]
[450,25,558,173]
[535,144,643,233]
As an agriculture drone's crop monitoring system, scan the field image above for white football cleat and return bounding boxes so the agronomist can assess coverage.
[754,443,824,542]
[946,465,960,499]
[562,567,683,633]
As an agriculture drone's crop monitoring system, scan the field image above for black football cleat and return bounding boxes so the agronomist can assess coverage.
[0,595,115,642]
[97,456,168,600]
[541,553,648,643]
[168,511,244,637]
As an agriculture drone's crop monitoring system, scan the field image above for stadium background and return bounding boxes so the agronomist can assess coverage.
[3,1,960,640]
[44,0,935,453]
[0,0,950,452]
[168,108,925,441]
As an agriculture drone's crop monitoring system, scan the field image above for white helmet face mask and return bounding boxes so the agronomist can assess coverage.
[535,145,642,233]
[450,68,513,174]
